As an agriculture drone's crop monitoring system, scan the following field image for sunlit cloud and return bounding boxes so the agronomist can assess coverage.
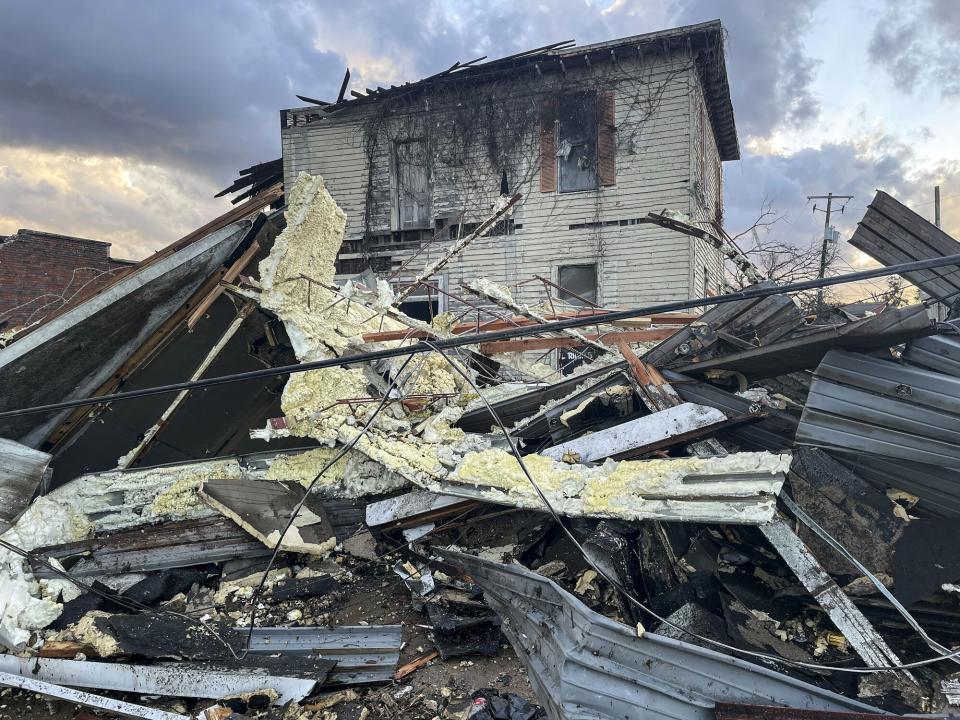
[0,145,229,260]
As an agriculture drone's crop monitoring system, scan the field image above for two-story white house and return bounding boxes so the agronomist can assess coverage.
[280,20,739,320]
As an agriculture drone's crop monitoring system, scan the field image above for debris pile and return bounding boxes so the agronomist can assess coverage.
[1,173,960,720]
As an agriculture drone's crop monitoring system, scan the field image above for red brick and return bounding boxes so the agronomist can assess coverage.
[0,229,134,329]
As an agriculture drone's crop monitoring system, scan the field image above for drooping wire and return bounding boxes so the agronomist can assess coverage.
[241,352,417,652]
[421,339,960,674]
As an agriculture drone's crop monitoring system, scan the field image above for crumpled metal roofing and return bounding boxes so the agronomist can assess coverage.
[435,548,881,720]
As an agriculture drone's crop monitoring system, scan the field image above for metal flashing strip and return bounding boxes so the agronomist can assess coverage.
[0,655,316,705]
[245,625,403,685]
[0,668,187,720]
[435,549,881,720]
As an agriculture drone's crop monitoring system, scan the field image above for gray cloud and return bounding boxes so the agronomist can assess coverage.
[0,0,342,182]
[724,136,959,254]
[674,0,821,137]
[869,0,960,98]
[4,0,945,267]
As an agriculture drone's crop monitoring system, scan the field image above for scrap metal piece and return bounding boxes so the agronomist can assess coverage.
[643,289,801,369]
[200,477,335,555]
[759,514,913,679]
[903,333,960,377]
[30,517,270,579]
[796,348,960,470]
[713,702,900,720]
[540,402,730,463]
[0,654,316,705]
[0,438,51,533]
[849,190,960,303]
[434,548,882,720]
[365,491,478,530]
[245,625,403,686]
[845,455,960,518]
[0,668,187,720]
[672,305,937,380]
[663,370,799,451]
[619,342,726,456]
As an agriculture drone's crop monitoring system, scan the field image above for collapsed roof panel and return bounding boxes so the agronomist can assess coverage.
[796,348,960,469]
[0,219,256,447]
[849,190,960,304]
[435,549,881,720]
[672,304,938,380]
[0,438,51,533]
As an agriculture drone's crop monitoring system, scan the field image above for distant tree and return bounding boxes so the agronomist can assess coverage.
[727,200,842,313]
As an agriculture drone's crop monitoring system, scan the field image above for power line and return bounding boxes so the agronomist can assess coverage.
[3,250,960,421]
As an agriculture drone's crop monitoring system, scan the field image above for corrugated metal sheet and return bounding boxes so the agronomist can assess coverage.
[245,625,402,686]
[849,190,960,303]
[435,548,881,720]
[839,454,960,518]
[673,304,936,379]
[796,348,960,469]
[903,332,960,377]
[663,370,799,451]
[644,288,801,369]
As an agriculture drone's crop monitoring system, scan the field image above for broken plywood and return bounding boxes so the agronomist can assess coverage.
[200,477,336,555]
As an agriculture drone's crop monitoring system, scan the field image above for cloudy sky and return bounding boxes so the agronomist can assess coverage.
[1,0,958,295]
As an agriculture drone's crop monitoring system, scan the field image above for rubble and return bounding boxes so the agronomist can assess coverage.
[2,147,960,720]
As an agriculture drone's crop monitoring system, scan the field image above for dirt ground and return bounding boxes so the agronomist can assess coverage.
[0,552,536,720]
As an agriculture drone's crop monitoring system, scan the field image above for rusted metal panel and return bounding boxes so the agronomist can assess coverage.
[30,517,270,578]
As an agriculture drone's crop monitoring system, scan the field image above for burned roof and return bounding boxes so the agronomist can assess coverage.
[287,19,740,161]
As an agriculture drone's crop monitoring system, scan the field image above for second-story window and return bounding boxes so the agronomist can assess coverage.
[557,92,598,193]
[540,91,616,194]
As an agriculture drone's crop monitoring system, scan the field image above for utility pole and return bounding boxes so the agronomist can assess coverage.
[935,185,941,228]
[807,192,854,315]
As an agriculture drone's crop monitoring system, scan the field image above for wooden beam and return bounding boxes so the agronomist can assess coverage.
[186,239,261,329]
[360,311,698,343]
[479,328,678,355]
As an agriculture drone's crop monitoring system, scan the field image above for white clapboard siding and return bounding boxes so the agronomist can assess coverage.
[281,47,728,310]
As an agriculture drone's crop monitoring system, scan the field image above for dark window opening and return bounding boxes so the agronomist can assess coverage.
[558,92,598,193]
[557,263,598,307]
[399,298,439,323]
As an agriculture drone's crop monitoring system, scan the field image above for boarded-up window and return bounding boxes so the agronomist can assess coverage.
[394,139,431,230]
[597,91,616,186]
[558,263,598,306]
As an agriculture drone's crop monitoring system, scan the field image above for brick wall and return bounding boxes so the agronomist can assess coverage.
[0,230,133,330]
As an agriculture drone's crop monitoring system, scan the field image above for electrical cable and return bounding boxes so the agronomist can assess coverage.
[422,339,960,674]
[241,352,417,652]
[6,251,960,421]
[781,493,959,666]
[0,536,241,660]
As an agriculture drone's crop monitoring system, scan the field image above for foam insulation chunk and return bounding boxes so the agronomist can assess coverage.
[428,449,791,525]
